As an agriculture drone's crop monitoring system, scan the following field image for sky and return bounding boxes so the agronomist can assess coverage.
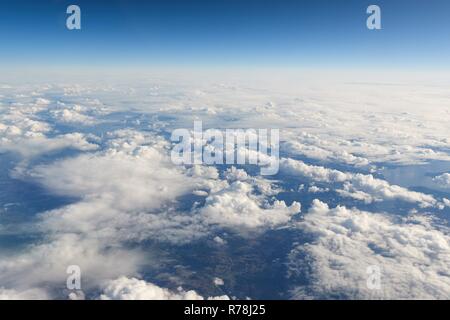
[1,1,450,301]
[0,0,450,70]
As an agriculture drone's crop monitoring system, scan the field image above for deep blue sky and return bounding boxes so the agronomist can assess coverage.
[0,0,449,69]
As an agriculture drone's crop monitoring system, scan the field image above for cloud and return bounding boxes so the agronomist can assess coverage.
[2,73,450,300]
[288,199,450,299]
[284,133,371,168]
[199,180,300,231]
[145,73,450,167]
[0,288,50,300]
[337,174,437,207]
[280,158,351,183]
[0,97,98,157]
[1,132,98,157]
[99,277,229,300]
[22,130,212,245]
[2,128,295,298]
[34,98,51,106]
[49,101,108,125]
[308,185,329,193]
[213,277,224,286]
[0,234,145,294]
[51,108,96,125]
[0,130,203,297]
[280,158,437,208]
[433,173,450,188]
[213,236,227,245]
[27,146,193,212]
[224,166,249,182]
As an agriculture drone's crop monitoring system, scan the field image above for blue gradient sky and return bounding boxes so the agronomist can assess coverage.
[1,0,450,69]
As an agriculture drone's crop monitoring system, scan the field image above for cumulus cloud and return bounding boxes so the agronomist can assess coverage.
[199,181,300,231]
[433,173,450,188]
[284,133,371,168]
[213,277,224,286]
[51,108,96,125]
[288,200,450,299]
[34,98,51,106]
[28,146,193,212]
[0,234,145,294]
[280,158,437,208]
[308,185,329,193]
[213,236,227,245]
[0,130,203,297]
[337,174,437,207]
[99,277,229,300]
[2,73,450,300]
[224,166,249,182]
[280,158,350,183]
[0,97,98,157]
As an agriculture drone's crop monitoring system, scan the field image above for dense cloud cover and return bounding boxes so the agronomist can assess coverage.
[289,200,450,299]
[0,72,449,299]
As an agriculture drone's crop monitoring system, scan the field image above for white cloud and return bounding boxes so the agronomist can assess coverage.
[49,101,108,125]
[0,234,145,294]
[280,158,350,183]
[213,277,224,286]
[280,158,437,208]
[0,288,50,300]
[51,108,96,125]
[213,236,227,245]
[28,147,192,212]
[284,134,371,168]
[0,130,203,297]
[433,173,450,188]
[337,174,436,207]
[444,198,450,207]
[199,181,300,231]
[21,131,212,246]
[99,277,229,300]
[1,132,98,157]
[2,128,295,298]
[288,199,450,299]
[0,97,98,157]
[34,98,51,106]
[224,166,249,182]
[192,190,209,196]
[308,185,329,193]
[2,73,450,300]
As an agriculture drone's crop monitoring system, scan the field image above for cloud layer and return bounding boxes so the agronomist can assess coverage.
[1,73,449,299]
[289,200,450,299]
